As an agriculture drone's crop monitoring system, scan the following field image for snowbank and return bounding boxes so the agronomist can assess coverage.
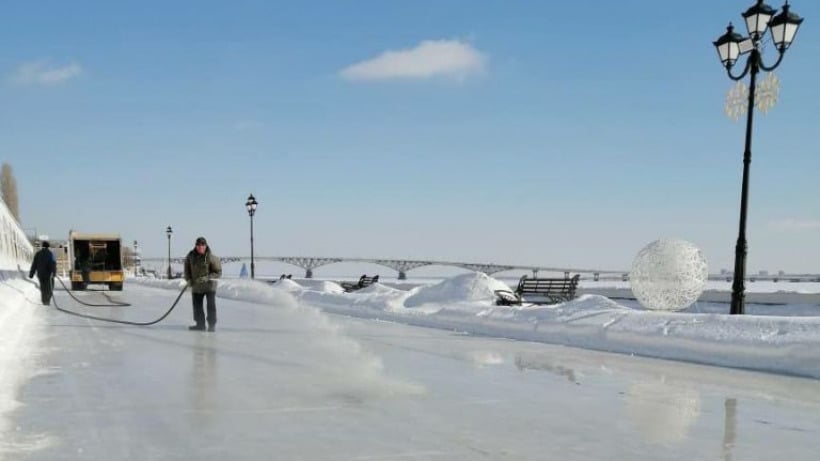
[404,272,508,307]
[268,278,303,292]
[131,273,820,379]
[0,278,48,450]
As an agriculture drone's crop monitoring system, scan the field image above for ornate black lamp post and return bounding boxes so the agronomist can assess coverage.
[245,194,258,279]
[166,226,173,279]
[713,0,803,315]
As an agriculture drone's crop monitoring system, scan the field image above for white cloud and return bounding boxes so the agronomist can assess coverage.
[11,60,83,86]
[768,218,820,232]
[340,39,486,82]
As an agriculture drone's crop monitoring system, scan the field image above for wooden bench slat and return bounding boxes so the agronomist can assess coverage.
[496,274,580,305]
[342,275,380,292]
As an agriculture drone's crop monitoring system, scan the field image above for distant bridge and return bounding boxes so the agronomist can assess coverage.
[139,255,625,280]
[137,255,820,282]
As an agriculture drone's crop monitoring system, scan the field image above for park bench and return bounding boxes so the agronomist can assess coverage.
[341,274,380,292]
[494,274,581,305]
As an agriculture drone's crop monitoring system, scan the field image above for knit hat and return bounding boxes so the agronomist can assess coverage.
[41,241,50,248]
[195,237,207,245]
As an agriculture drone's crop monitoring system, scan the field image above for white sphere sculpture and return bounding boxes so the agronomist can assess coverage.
[630,239,708,311]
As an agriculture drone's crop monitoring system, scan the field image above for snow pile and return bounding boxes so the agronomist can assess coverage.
[0,278,49,450]
[130,273,820,379]
[311,280,345,294]
[404,272,508,308]
[299,282,409,312]
[305,273,820,379]
[269,278,303,292]
[132,278,297,310]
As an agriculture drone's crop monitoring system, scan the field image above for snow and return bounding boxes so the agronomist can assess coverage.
[403,272,508,307]
[2,272,820,459]
[268,278,304,292]
[0,278,48,453]
[115,272,820,380]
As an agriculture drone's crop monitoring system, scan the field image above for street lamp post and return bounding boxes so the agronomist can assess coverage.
[713,0,803,315]
[133,240,139,277]
[245,194,258,279]
[166,226,173,279]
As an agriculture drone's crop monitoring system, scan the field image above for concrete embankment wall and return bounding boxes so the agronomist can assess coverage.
[0,197,33,278]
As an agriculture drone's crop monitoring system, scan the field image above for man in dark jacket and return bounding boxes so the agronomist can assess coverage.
[183,237,222,331]
[29,241,57,305]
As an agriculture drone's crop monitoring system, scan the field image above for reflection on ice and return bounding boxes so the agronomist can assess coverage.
[722,398,737,461]
[622,379,702,446]
[468,351,505,367]
[188,336,219,423]
[514,353,579,385]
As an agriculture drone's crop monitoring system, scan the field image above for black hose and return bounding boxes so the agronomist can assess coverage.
[50,277,189,326]
[53,277,132,307]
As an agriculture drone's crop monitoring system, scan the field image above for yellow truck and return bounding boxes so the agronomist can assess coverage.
[68,231,125,291]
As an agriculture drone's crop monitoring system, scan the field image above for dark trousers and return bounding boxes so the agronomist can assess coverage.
[192,291,216,327]
[38,276,53,305]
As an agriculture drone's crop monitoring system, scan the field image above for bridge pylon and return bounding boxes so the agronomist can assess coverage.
[372,260,433,279]
[277,257,343,279]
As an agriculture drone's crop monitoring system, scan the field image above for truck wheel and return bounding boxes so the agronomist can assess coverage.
[109,283,123,291]
[71,282,84,291]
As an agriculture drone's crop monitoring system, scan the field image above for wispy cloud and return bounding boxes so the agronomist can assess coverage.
[11,60,83,86]
[340,39,486,82]
[768,218,820,232]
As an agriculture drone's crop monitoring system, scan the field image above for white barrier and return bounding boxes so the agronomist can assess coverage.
[0,197,32,274]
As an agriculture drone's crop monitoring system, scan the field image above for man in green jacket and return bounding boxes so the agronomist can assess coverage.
[184,236,222,331]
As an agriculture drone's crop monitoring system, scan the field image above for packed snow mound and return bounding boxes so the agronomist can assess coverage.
[356,283,404,295]
[313,281,345,294]
[404,272,509,307]
[562,294,634,312]
[272,278,303,292]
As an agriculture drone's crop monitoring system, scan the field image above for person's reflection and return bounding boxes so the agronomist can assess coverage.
[188,337,219,423]
[722,398,737,461]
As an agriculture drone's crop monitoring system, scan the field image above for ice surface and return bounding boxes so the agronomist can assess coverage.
[2,280,820,460]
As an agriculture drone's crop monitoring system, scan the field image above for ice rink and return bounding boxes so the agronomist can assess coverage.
[4,283,820,460]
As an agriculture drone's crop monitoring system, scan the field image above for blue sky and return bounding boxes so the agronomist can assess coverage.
[2,0,819,274]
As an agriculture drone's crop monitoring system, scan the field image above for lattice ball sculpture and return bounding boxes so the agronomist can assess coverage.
[630,239,708,311]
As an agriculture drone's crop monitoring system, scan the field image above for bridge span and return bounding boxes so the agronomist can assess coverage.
[140,255,625,280]
[138,255,820,283]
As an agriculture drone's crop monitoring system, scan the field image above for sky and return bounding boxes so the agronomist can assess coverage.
[1,0,819,273]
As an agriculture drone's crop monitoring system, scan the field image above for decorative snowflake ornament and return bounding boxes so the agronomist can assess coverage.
[725,81,748,122]
[724,73,781,121]
[755,72,780,114]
